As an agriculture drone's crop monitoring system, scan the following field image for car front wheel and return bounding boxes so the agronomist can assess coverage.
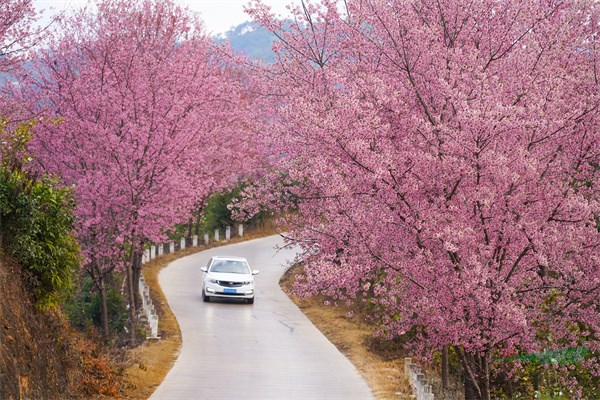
[247,298,254,304]
[203,290,210,302]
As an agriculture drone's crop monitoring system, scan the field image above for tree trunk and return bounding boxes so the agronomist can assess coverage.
[187,217,193,240]
[481,354,491,400]
[127,236,137,344]
[90,260,110,341]
[132,251,141,310]
[464,374,478,400]
[97,276,110,340]
[194,205,203,237]
[442,345,449,391]
[458,347,491,400]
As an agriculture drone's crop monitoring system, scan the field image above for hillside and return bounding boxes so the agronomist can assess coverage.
[218,21,276,63]
[0,256,121,399]
[0,257,75,399]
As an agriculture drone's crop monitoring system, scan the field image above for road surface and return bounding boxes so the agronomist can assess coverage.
[149,235,374,400]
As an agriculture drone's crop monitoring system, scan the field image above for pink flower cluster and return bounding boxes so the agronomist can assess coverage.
[246,0,599,396]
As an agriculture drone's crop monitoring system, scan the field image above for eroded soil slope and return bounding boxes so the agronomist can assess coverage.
[0,257,76,399]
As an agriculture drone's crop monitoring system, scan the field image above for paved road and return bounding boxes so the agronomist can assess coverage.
[149,235,374,400]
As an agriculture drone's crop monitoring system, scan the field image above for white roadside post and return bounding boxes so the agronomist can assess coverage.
[139,275,160,339]
[204,233,209,245]
[238,224,244,237]
[404,357,435,400]
[193,235,198,247]
[214,229,219,242]
[180,237,186,250]
[226,226,231,241]
[169,241,175,254]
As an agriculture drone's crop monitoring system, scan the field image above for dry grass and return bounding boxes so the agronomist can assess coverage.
[119,228,277,399]
[280,267,414,400]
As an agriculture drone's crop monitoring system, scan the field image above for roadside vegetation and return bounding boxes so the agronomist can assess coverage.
[0,119,79,309]
[0,119,123,398]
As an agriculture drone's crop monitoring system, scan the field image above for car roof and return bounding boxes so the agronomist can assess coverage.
[210,255,248,262]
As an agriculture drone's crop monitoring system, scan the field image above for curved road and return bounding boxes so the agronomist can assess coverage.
[150,235,374,400]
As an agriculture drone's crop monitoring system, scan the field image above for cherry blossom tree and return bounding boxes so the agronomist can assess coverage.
[0,0,36,73]
[27,0,259,340]
[246,0,599,397]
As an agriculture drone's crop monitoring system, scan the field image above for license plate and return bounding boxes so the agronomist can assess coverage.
[224,288,237,294]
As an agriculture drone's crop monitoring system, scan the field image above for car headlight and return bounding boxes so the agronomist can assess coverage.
[208,279,218,284]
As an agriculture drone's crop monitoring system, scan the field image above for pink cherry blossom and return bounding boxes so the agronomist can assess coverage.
[246,0,599,398]
[24,0,262,339]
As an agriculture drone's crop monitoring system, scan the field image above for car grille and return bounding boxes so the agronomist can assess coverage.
[217,280,244,287]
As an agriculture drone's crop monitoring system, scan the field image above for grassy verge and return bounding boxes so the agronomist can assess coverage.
[119,228,276,399]
[280,265,413,400]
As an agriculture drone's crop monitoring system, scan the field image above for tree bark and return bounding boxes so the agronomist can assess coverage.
[458,347,491,400]
[481,354,491,400]
[97,276,110,339]
[464,374,478,400]
[442,345,449,390]
[89,260,110,341]
[194,205,203,237]
[187,217,193,240]
[127,236,137,344]
[132,251,141,310]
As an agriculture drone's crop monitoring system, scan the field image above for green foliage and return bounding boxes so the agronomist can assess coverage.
[163,182,271,242]
[491,353,599,399]
[200,183,269,233]
[164,223,188,241]
[501,347,590,366]
[64,276,96,331]
[65,276,128,335]
[0,119,80,308]
[200,187,241,233]
[0,117,34,171]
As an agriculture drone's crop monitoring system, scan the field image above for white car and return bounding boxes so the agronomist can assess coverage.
[201,256,259,304]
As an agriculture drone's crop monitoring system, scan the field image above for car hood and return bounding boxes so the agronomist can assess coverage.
[207,272,252,282]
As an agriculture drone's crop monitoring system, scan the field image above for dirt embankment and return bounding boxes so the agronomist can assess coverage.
[0,257,87,399]
[0,260,69,399]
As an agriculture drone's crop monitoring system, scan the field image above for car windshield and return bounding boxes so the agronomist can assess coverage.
[210,260,250,274]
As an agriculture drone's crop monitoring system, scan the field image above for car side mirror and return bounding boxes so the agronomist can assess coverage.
[200,267,208,273]
[252,270,260,275]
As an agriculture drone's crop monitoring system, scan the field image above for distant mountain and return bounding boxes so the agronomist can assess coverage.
[217,22,277,63]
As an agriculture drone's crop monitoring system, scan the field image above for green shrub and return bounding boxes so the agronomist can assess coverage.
[65,276,127,336]
[0,119,80,308]
[200,183,269,233]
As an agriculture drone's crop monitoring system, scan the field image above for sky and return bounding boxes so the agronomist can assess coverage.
[32,0,298,35]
